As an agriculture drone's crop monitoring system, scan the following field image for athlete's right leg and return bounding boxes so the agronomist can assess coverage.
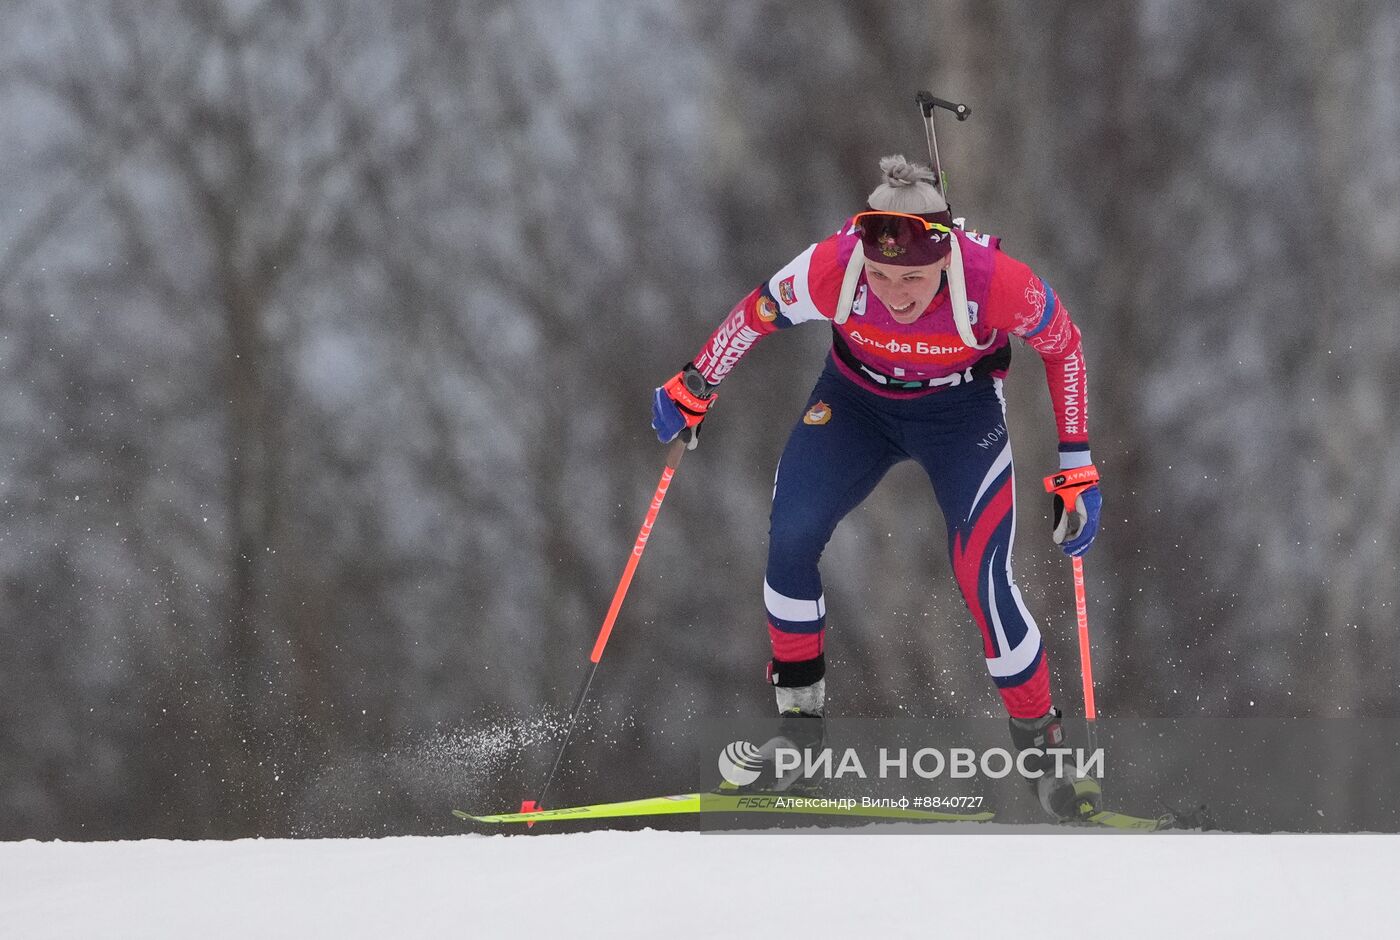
[764,371,901,709]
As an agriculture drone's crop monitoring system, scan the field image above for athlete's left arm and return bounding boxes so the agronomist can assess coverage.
[982,252,1091,468]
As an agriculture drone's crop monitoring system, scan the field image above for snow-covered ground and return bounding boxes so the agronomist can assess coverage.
[1,830,1393,937]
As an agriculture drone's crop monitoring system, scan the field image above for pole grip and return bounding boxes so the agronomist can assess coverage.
[665,435,687,469]
[1043,465,1099,517]
[915,90,972,120]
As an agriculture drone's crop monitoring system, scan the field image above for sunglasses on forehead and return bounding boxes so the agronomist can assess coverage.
[852,210,953,236]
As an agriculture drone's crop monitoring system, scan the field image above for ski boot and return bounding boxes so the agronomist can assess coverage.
[1008,706,1102,822]
[717,680,825,794]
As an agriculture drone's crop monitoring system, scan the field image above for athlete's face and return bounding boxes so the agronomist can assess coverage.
[864,256,949,324]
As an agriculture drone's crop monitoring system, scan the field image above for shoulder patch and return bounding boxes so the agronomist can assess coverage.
[778,276,797,306]
[767,239,836,326]
[756,293,779,322]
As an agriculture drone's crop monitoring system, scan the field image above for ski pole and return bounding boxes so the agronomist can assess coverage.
[1042,467,1101,758]
[524,434,690,821]
[914,90,971,198]
[1070,554,1098,753]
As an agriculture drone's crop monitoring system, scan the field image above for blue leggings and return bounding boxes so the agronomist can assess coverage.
[764,357,1051,718]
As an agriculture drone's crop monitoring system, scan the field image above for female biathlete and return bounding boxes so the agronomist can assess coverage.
[651,156,1103,820]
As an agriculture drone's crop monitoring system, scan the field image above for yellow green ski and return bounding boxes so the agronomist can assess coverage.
[454,792,1209,831]
[454,791,995,825]
[1082,809,1190,831]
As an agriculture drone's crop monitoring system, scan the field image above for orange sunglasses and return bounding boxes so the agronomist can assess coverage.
[851,210,952,235]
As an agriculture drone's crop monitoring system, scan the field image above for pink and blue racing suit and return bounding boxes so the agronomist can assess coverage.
[690,222,1091,719]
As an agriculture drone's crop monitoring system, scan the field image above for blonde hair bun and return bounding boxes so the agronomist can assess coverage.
[867,155,946,213]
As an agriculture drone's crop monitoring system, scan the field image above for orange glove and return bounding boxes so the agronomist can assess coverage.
[652,364,716,448]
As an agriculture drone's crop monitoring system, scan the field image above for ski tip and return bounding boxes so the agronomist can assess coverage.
[452,808,526,825]
[453,810,507,824]
[452,808,529,825]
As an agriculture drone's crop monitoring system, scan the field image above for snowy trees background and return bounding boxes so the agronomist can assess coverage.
[2,1,1397,837]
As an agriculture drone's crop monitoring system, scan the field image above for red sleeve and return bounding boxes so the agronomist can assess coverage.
[982,253,1089,451]
[691,226,852,386]
[691,285,783,386]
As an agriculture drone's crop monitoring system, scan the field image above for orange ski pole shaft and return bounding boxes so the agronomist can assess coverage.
[1072,555,1096,723]
[589,438,686,662]
[527,436,689,818]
